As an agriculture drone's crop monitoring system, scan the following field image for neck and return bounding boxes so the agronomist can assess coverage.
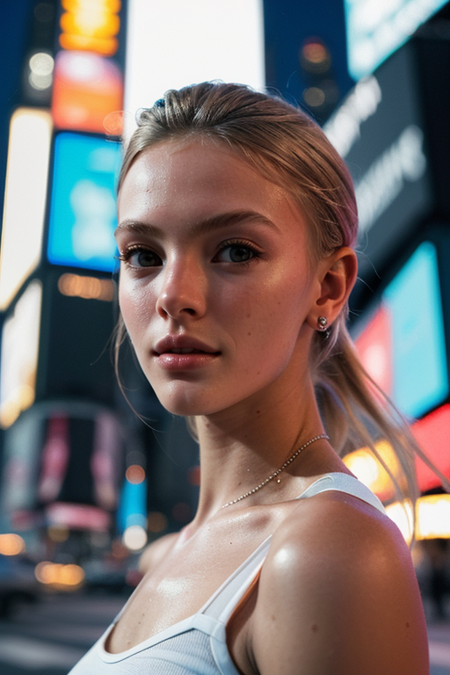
[191,377,327,525]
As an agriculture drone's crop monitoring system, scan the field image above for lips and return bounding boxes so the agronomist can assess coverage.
[153,335,220,364]
[153,337,220,371]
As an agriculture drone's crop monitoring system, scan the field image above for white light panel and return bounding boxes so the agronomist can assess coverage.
[124,0,265,137]
[0,280,42,428]
[0,109,52,310]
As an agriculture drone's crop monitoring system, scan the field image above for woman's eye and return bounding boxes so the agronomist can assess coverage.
[121,248,162,268]
[215,243,258,264]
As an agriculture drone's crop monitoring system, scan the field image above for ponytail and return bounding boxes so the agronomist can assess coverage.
[313,316,450,527]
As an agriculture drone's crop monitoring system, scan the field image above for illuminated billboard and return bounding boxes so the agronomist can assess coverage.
[47,132,121,272]
[0,109,52,310]
[345,0,447,80]
[0,402,122,522]
[355,241,448,419]
[124,0,265,137]
[384,242,448,417]
[0,280,42,428]
[324,42,433,284]
[52,51,123,133]
[58,0,121,56]
[412,404,450,492]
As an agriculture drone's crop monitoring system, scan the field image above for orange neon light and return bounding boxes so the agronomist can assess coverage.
[59,0,121,56]
[58,274,114,302]
[61,10,120,38]
[52,51,123,133]
[61,0,121,12]
[59,33,118,57]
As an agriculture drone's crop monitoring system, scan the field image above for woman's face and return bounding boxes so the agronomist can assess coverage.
[116,138,322,418]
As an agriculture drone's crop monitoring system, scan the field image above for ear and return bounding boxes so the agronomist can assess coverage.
[306,247,358,331]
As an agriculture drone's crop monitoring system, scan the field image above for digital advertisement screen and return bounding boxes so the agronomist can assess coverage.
[124,0,265,138]
[52,51,123,133]
[0,109,52,310]
[355,241,448,419]
[0,280,42,428]
[47,132,122,272]
[412,404,450,492]
[345,0,447,80]
[324,43,432,284]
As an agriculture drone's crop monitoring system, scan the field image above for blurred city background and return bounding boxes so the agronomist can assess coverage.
[0,0,450,672]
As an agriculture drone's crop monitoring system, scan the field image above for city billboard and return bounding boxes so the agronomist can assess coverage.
[344,0,447,80]
[47,132,121,273]
[355,241,448,419]
[325,41,434,285]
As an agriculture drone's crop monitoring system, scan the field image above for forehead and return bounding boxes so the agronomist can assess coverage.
[118,138,306,231]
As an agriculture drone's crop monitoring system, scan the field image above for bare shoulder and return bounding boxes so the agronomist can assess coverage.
[250,490,429,675]
[138,532,179,574]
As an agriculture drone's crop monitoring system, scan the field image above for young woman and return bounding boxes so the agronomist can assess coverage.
[70,82,430,674]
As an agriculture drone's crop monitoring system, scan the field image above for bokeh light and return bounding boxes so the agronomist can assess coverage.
[58,273,114,301]
[0,533,26,556]
[28,51,54,90]
[125,464,146,484]
[35,561,85,589]
[123,524,148,551]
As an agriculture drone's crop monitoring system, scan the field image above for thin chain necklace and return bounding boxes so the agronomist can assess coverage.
[221,434,329,509]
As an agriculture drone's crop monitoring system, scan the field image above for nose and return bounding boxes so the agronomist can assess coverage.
[155,255,207,321]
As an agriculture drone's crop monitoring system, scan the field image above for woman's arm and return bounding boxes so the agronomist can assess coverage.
[249,493,429,675]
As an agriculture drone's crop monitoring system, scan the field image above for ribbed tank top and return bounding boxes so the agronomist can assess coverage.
[68,473,385,675]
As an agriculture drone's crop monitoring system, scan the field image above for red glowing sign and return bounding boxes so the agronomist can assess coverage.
[355,304,393,395]
[412,404,450,492]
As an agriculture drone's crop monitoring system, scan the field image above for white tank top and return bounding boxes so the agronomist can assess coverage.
[68,473,385,675]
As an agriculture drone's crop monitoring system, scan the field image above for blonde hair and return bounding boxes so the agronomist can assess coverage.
[116,82,446,514]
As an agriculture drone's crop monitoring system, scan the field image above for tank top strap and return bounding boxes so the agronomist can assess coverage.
[296,472,386,514]
[200,534,273,624]
[200,474,384,626]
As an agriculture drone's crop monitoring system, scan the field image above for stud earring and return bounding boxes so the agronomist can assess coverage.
[317,316,330,339]
[317,316,328,331]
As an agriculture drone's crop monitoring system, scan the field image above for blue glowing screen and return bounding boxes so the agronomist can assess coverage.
[48,133,122,272]
[117,478,148,533]
[383,241,448,418]
[345,0,447,80]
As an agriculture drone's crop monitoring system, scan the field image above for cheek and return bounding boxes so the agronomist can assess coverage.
[258,273,312,325]
[237,279,312,357]
[119,279,154,341]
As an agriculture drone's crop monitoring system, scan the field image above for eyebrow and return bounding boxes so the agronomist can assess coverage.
[114,210,279,238]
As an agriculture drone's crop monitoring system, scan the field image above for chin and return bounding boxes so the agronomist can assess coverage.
[155,389,216,417]
[155,385,240,418]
